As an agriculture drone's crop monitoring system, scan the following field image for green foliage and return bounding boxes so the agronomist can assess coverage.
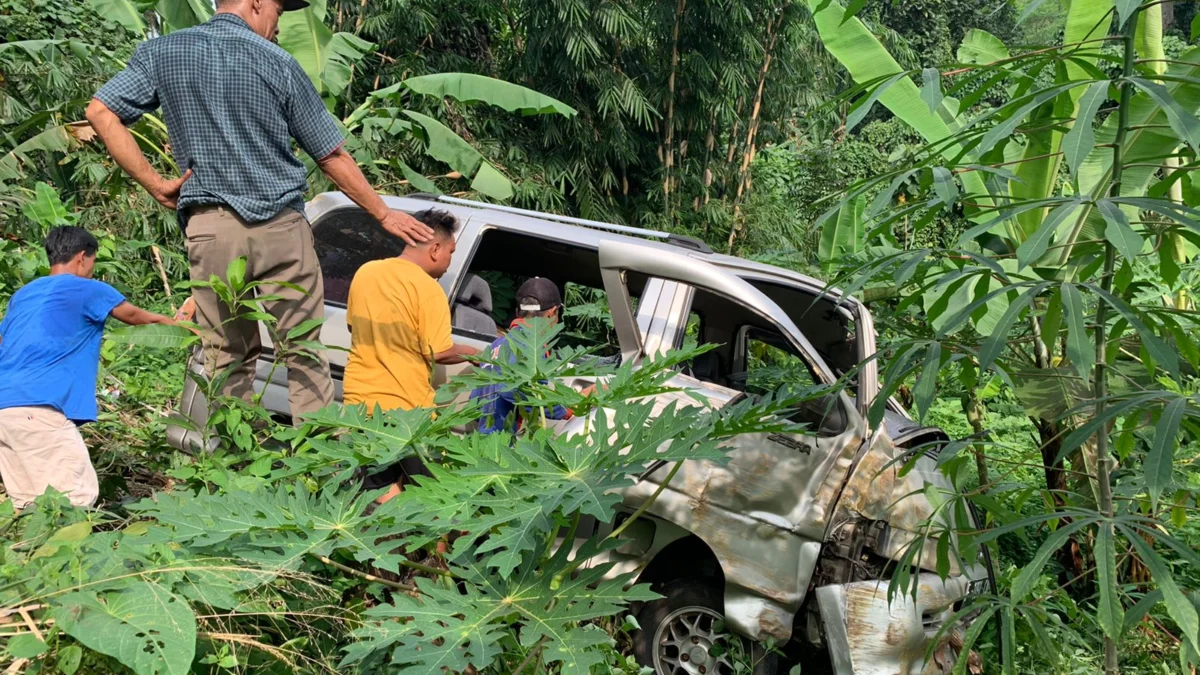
[813,0,1200,670]
[277,0,374,100]
[0,308,803,673]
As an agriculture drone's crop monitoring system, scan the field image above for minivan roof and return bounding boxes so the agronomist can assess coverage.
[306,191,858,309]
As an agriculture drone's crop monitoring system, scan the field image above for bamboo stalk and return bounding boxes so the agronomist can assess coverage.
[150,245,176,315]
[662,0,687,223]
[697,109,718,212]
[727,8,783,251]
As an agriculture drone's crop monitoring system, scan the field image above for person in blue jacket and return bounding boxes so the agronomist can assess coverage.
[471,277,593,434]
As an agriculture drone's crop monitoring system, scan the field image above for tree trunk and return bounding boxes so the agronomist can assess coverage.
[701,110,717,208]
[726,9,783,252]
[662,0,687,224]
[1033,417,1089,588]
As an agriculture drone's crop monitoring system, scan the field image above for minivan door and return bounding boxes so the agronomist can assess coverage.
[597,240,871,628]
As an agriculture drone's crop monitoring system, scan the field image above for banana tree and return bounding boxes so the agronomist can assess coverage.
[276,0,373,100]
[341,73,578,200]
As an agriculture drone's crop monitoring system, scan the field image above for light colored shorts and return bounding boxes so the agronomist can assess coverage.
[0,406,99,508]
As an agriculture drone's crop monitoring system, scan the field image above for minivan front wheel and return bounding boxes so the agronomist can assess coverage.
[634,580,778,675]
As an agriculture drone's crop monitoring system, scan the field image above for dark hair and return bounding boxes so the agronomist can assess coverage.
[44,226,99,265]
[413,209,459,240]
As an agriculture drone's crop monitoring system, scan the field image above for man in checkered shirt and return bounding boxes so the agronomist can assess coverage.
[86,0,434,420]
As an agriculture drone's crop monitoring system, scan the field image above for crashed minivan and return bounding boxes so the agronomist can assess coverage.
[168,192,994,674]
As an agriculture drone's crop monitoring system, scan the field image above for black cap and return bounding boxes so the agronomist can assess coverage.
[516,277,562,312]
[282,0,310,10]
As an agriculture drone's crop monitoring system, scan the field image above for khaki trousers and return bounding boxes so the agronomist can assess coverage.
[185,206,333,419]
[0,407,99,508]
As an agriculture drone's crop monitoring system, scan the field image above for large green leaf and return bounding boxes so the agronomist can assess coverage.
[806,0,992,214]
[322,33,375,96]
[1146,397,1186,507]
[86,0,146,34]
[404,110,486,177]
[277,0,373,98]
[53,582,197,675]
[0,125,76,183]
[956,29,1009,64]
[403,73,577,117]
[21,182,74,227]
[156,0,211,32]
[818,194,865,274]
[107,324,200,350]
[471,161,514,200]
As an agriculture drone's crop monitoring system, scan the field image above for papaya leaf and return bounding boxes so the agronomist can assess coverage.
[53,582,197,675]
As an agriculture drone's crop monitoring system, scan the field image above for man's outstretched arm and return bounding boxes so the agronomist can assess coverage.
[433,343,478,365]
[110,301,173,326]
[86,99,192,210]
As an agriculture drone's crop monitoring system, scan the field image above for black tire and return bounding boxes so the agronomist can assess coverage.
[633,579,779,675]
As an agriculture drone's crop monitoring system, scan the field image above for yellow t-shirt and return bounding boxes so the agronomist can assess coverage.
[343,258,453,412]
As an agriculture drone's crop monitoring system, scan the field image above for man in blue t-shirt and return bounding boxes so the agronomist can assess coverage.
[471,277,595,435]
[0,227,173,508]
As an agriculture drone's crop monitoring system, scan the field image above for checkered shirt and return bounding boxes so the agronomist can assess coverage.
[95,13,344,226]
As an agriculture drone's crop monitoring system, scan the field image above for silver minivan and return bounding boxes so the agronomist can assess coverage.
[169,192,994,675]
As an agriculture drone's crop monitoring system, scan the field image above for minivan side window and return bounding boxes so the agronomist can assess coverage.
[686,287,847,436]
[734,327,819,395]
[452,227,621,357]
[311,208,406,306]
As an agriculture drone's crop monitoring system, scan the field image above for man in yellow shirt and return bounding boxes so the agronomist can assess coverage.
[343,208,477,499]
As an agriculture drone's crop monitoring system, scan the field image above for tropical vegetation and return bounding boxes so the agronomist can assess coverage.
[2,0,1200,673]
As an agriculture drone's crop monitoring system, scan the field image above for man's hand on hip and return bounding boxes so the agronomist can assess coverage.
[379,210,435,246]
[149,169,193,210]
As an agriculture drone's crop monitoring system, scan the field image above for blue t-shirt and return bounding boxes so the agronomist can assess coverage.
[0,275,126,424]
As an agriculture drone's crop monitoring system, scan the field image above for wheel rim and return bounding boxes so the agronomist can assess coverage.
[652,605,737,675]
